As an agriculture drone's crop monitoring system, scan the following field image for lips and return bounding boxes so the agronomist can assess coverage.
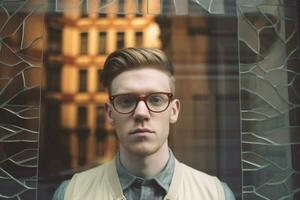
[130,128,155,135]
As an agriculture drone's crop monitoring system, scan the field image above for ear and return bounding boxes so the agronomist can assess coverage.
[169,99,180,124]
[105,102,114,126]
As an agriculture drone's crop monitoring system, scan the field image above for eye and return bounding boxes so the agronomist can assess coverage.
[148,94,166,106]
[115,95,136,108]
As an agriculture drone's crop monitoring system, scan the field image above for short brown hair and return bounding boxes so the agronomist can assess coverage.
[100,48,175,94]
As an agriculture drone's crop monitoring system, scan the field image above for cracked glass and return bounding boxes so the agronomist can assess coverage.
[238,0,300,199]
[0,0,43,199]
[0,0,299,199]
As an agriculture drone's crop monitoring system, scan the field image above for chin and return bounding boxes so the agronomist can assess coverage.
[128,144,160,156]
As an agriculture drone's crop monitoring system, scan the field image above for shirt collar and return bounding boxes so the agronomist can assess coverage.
[116,149,175,193]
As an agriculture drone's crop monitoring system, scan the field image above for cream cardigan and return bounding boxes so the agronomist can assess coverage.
[64,158,225,200]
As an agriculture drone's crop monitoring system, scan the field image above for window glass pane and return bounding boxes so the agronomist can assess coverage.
[79,69,88,92]
[135,32,143,47]
[237,2,300,199]
[97,69,105,92]
[99,0,107,17]
[77,106,87,126]
[99,32,107,55]
[136,0,143,17]
[117,0,125,17]
[81,0,88,17]
[46,67,61,92]
[77,106,89,165]
[48,27,61,53]
[95,105,107,157]
[80,32,88,54]
[116,32,125,49]
[46,101,61,128]
[9,1,298,199]
[96,105,105,127]
[77,130,88,165]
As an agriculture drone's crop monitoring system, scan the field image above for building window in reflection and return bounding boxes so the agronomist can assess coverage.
[78,129,89,165]
[99,0,107,18]
[116,32,125,49]
[46,101,61,129]
[80,32,88,54]
[97,69,105,92]
[136,0,143,17]
[46,66,61,92]
[48,27,62,53]
[95,105,107,157]
[96,105,105,128]
[77,106,88,127]
[81,0,88,17]
[79,69,88,92]
[135,32,143,47]
[98,32,107,55]
[117,0,125,17]
[77,105,89,165]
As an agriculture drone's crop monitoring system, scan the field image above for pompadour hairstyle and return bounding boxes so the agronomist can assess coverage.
[100,48,174,93]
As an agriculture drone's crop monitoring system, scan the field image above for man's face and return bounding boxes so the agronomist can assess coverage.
[106,68,180,156]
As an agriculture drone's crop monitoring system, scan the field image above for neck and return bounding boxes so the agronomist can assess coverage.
[119,144,170,179]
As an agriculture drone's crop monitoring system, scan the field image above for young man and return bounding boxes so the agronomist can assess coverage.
[53,48,235,200]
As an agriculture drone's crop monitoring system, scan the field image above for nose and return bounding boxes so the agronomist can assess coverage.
[133,100,150,122]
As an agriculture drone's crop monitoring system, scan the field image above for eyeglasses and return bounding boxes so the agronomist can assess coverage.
[109,92,173,114]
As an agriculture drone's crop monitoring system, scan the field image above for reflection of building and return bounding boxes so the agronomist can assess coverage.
[43,0,161,170]
[156,14,241,194]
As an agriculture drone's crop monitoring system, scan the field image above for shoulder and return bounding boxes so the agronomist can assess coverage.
[178,162,235,200]
[64,159,121,200]
[52,180,70,200]
[221,182,236,200]
[70,162,110,185]
[175,161,226,199]
[179,162,219,183]
[51,165,106,200]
